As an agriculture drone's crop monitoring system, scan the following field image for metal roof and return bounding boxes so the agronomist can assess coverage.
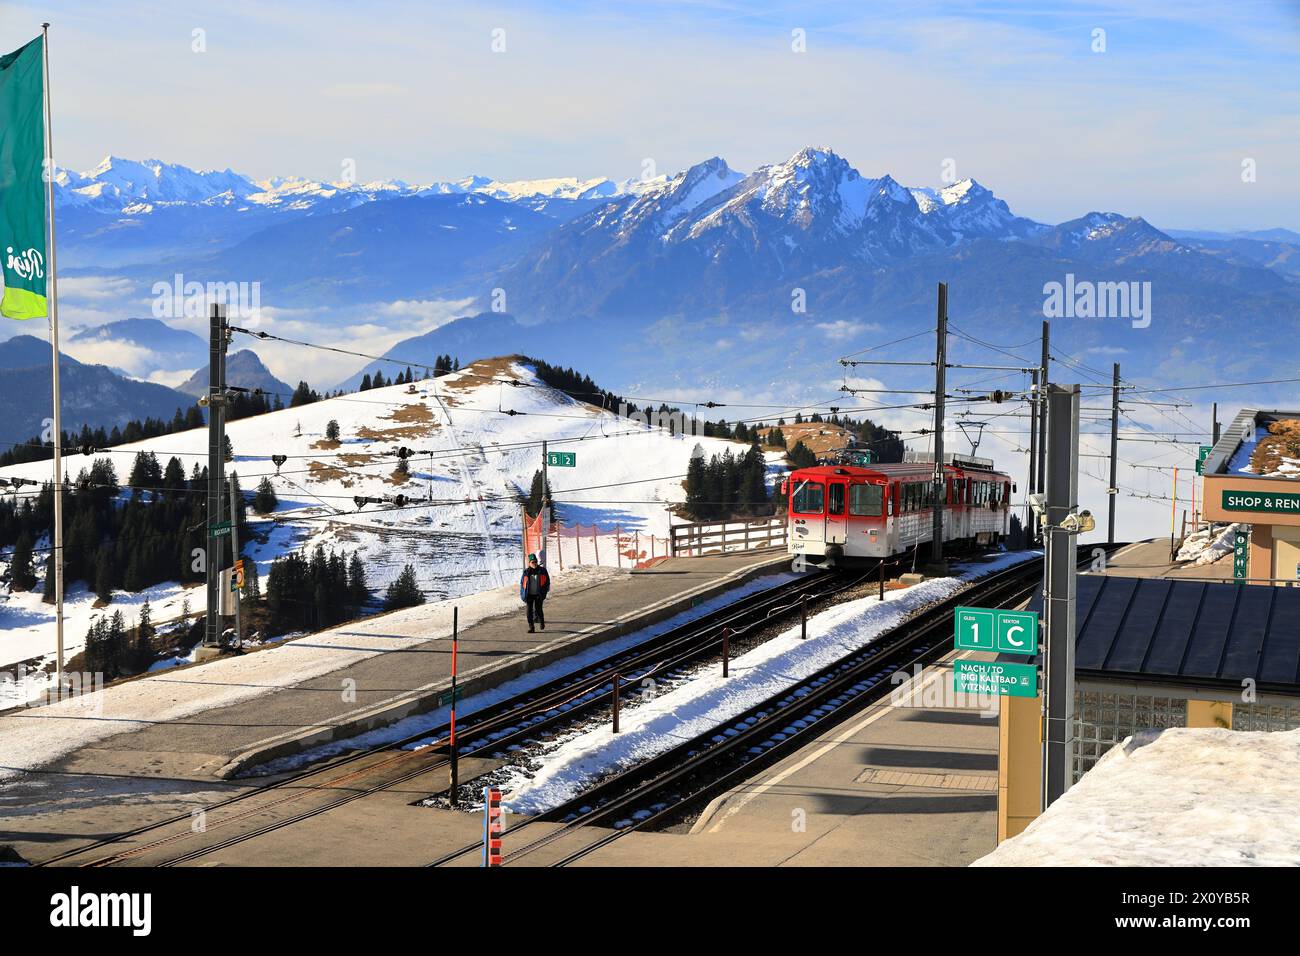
[1204,407,1300,479]
[1028,575,1300,695]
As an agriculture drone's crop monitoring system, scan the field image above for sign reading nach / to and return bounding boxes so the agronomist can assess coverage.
[1221,490,1300,514]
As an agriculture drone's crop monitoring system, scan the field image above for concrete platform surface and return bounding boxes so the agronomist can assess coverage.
[544,651,1000,867]
[0,550,788,864]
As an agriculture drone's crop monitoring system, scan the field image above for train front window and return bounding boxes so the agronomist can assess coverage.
[791,480,824,515]
[828,483,845,516]
[849,483,883,517]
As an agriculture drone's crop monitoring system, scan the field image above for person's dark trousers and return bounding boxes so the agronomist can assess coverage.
[526,596,546,629]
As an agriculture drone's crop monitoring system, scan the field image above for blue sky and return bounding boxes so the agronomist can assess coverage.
[2,0,1298,229]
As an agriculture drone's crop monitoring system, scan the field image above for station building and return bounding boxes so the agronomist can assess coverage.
[997,406,1300,845]
[1202,407,1300,584]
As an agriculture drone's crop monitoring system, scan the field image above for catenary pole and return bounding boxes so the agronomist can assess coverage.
[229,477,242,648]
[930,282,947,567]
[40,23,65,688]
[205,304,227,648]
[1108,363,1120,544]
[1042,383,1080,809]
[1027,368,1038,536]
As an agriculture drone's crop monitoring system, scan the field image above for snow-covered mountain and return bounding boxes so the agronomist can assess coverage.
[0,358,779,671]
[910,178,1048,241]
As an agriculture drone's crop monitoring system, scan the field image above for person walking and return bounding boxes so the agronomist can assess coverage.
[520,553,550,633]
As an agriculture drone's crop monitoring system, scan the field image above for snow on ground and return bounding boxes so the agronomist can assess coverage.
[0,358,780,674]
[1175,523,1238,566]
[252,570,803,776]
[975,727,1300,866]
[500,550,1041,817]
[0,564,620,781]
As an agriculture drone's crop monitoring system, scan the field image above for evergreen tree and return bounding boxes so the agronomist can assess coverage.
[738,442,768,511]
[9,532,36,591]
[684,451,708,520]
[254,477,278,514]
[94,546,115,604]
[133,600,156,672]
[325,419,340,442]
[383,564,424,611]
[348,552,368,611]
[525,469,556,521]
[360,373,372,391]
[787,441,817,469]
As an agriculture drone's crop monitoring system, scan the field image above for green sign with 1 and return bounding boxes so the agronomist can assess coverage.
[954,606,1038,654]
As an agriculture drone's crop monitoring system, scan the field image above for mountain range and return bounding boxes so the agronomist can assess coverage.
[0,336,196,441]
[37,146,1300,400]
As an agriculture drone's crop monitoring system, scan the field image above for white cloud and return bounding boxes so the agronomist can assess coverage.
[816,320,883,342]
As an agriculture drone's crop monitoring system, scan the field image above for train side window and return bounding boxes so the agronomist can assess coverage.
[849,483,884,517]
[828,483,845,516]
[792,481,825,515]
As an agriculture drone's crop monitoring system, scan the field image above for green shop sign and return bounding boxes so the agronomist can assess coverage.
[1221,490,1300,514]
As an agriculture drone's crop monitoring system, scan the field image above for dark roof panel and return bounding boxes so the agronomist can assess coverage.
[1031,575,1300,694]
[1074,575,1138,670]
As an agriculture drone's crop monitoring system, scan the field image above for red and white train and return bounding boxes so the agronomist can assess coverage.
[782,452,1014,567]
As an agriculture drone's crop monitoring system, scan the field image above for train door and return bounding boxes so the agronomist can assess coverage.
[790,477,826,550]
[825,478,848,545]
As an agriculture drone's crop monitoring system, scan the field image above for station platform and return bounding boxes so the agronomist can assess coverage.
[550,649,1000,867]
[0,550,788,865]
[1097,539,1232,581]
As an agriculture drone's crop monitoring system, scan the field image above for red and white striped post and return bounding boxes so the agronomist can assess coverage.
[482,787,503,867]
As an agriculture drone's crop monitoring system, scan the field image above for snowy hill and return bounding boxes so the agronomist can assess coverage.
[0,358,781,674]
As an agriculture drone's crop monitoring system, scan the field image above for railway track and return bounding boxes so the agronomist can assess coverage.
[433,548,1109,867]
[39,564,863,867]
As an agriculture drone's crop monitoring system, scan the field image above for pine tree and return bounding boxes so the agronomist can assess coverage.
[133,601,156,672]
[684,452,708,520]
[738,442,768,511]
[348,553,368,611]
[105,610,127,679]
[95,547,115,605]
[526,470,556,521]
[787,441,816,469]
[383,564,424,611]
[254,477,278,514]
[360,373,372,391]
[9,532,36,591]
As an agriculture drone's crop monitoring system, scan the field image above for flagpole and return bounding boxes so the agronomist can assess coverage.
[41,22,65,689]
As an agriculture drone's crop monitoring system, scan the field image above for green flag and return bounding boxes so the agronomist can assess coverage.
[0,35,47,320]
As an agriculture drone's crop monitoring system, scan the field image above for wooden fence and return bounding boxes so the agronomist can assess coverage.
[669,516,787,557]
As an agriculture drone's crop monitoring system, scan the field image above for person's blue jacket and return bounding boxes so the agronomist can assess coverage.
[520,565,550,602]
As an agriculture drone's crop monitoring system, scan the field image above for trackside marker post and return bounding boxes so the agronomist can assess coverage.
[722,627,730,678]
[449,606,459,808]
[612,672,621,734]
[482,787,503,867]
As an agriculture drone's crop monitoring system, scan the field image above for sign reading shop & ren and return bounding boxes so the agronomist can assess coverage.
[1221,490,1300,514]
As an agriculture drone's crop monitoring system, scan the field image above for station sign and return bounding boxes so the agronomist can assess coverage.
[1195,445,1212,475]
[953,659,1038,698]
[954,607,1038,655]
[209,520,232,538]
[546,451,576,468]
[1221,490,1300,514]
[1233,529,1249,582]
